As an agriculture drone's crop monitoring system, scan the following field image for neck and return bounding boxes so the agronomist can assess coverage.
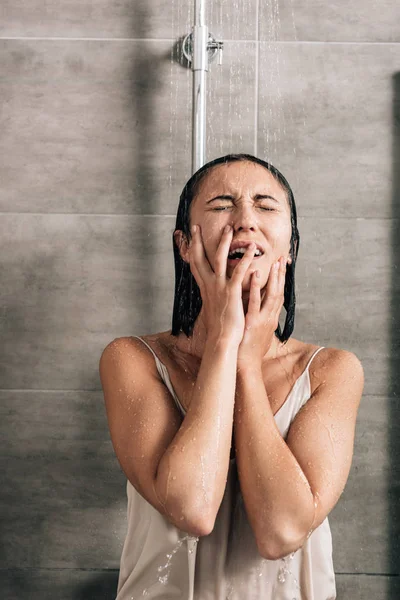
[174,302,283,362]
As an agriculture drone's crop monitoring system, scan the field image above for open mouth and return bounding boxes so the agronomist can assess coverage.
[228,246,264,261]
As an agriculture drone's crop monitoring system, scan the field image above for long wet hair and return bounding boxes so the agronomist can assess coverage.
[171,153,300,343]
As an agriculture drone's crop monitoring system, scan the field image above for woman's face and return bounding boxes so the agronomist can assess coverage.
[180,160,293,292]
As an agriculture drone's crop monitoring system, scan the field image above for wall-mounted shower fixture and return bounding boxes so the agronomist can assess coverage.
[184,0,224,173]
[182,33,224,67]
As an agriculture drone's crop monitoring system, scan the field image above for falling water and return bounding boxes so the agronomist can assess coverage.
[140,534,199,596]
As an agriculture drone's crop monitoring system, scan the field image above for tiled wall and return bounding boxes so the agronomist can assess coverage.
[1,1,400,598]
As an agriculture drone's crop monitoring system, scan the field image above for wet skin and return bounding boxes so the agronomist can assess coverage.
[147,160,319,423]
[100,159,364,554]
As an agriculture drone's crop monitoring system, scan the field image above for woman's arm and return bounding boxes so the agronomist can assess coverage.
[100,224,255,536]
[100,334,238,537]
[233,347,364,560]
[156,333,238,532]
[232,258,364,559]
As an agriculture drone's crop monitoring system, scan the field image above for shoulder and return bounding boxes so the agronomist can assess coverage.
[99,334,165,377]
[310,345,364,376]
[100,335,144,362]
[289,338,364,395]
[308,345,365,400]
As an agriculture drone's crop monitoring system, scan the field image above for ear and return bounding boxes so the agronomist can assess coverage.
[173,230,190,264]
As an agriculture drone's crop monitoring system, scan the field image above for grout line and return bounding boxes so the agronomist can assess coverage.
[0,37,398,45]
[0,36,251,43]
[0,213,397,221]
[0,567,397,576]
[0,37,176,42]
[0,391,393,397]
[0,389,103,393]
[254,0,260,156]
[0,212,176,217]
[0,567,120,572]
[257,40,400,46]
[336,572,400,577]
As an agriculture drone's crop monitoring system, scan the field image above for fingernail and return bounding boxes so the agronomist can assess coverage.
[255,270,260,278]
[192,225,197,233]
[274,260,280,270]
[225,224,231,233]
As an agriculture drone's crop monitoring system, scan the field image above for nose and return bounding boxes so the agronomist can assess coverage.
[231,203,259,232]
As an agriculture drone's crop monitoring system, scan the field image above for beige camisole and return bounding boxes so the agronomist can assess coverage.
[115,337,336,600]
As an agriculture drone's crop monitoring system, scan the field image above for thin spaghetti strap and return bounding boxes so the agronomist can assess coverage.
[305,346,325,372]
[132,336,186,415]
[132,335,160,362]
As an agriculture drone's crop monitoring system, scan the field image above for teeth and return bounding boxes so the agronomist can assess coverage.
[229,246,263,258]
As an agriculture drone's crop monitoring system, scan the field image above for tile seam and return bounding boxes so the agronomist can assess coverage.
[254,0,260,156]
[0,213,397,220]
[0,391,393,398]
[0,567,397,576]
[0,37,398,45]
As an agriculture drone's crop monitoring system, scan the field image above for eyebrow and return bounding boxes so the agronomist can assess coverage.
[206,193,280,204]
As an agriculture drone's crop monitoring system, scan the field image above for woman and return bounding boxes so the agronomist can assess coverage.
[99,154,364,600]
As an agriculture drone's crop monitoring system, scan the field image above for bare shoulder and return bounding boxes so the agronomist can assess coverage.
[308,344,365,399]
[99,334,162,371]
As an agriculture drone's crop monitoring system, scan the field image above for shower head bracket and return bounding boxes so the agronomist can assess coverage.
[182,32,224,69]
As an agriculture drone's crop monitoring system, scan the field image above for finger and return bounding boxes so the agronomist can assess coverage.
[214,225,233,278]
[277,256,287,299]
[189,249,205,293]
[260,258,281,313]
[274,257,286,318]
[230,243,256,284]
[190,225,213,281]
[246,270,262,319]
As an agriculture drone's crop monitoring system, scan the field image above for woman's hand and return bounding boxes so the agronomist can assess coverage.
[189,224,256,347]
[237,256,287,369]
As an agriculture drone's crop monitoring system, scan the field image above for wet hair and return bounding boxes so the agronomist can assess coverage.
[171,153,300,343]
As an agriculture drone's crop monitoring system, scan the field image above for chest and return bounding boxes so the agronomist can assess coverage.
[164,358,301,418]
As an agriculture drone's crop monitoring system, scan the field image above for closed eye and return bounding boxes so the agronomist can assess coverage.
[258,206,276,211]
[210,204,276,212]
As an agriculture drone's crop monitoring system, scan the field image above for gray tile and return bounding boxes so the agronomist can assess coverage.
[1,568,119,600]
[329,395,399,574]
[0,392,398,571]
[0,390,127,568]
[259,0,400,43]
[293,216,395,395]
[257,43,400,218]
[0,213,176,389]
[2,391,395,572]
[0,39,255,214]
[1,570,398,600]
[336,574,400,599]
[0,213,397,392]
[0,0,256,42]
[0,391,112,442]
[1,503,126,568]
